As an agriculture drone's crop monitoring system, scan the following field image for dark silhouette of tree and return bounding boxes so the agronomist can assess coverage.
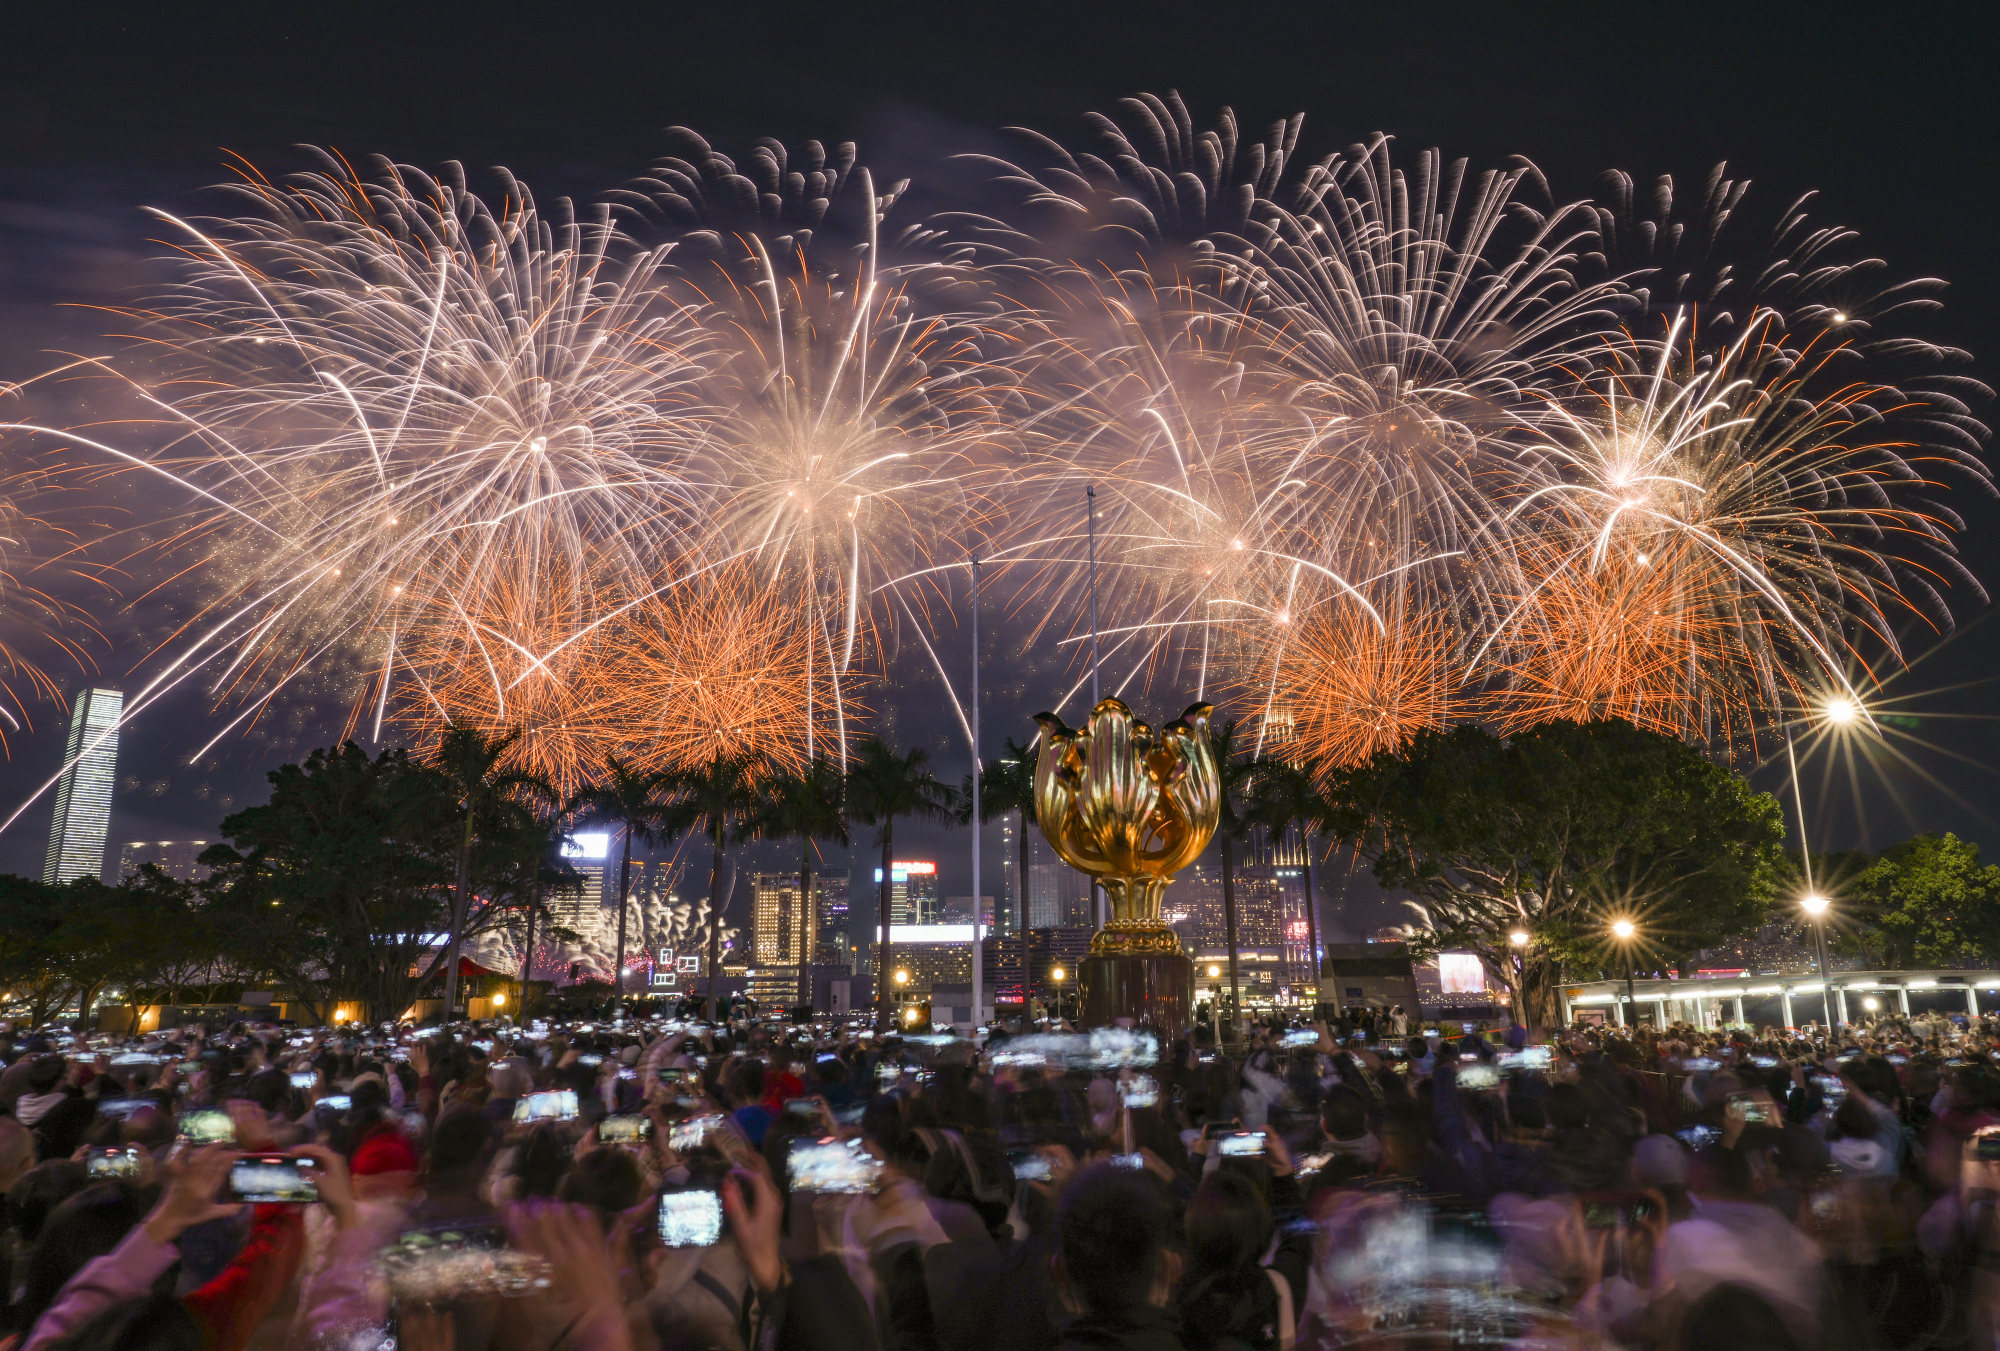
[572,756,681,997]
[1328,719,1785,1028]
[429,724,555,1014]
[845,737,953,1030]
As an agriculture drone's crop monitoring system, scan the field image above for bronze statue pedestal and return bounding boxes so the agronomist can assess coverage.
[1081,950,1193,1031]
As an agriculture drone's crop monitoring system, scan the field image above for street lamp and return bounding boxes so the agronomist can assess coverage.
[1782,692,1870,976]
[1507,930,1531,1026]
[1050,966,1066,1022]
[1799,892,1834,1027]
[1610,918,1639,1028]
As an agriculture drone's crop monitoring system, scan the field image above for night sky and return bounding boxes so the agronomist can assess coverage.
[1,3,1996,937]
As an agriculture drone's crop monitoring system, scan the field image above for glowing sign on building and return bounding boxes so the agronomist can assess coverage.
[562,832,610,860]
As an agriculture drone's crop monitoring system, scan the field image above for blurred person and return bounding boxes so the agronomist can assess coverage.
[1051,1163,1183,1351]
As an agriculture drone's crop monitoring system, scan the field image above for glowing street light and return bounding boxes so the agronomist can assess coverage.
[893,969,910,986]
[1784,692,1869,1025]
[1509,930,1531,948]
[1609,918,1639,1027]
[1799,893,1834,1025]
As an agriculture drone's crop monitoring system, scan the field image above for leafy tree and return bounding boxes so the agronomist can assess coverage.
[1328,718,1785,1028]
[743,756,849,1004]
[1830,832,2000,969]
[202,742,461,1023]
[54,869,221,1032]
[844,737,953,1030]
[428,724,556,1015]
[663,753,759,1015]
[0,875,72,1025]
[572,756,681,998]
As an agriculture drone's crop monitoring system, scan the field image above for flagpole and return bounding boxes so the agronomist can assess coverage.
[970,551,983,1030]
[1086,486,1106,930]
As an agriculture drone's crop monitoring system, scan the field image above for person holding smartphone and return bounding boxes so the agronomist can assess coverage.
[16,1143,357,1350]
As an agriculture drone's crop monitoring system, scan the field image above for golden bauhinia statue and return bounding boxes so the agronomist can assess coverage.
[1032,698,1219,961]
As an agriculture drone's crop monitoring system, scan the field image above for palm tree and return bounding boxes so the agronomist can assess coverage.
[845,736,954,1030]
[511,809,576,1014]
[572,755,681,999]
[430,723,555,1018]
[742,756,849,1004]
[1246,759,1331,994]
[1211,719,1259,1038]
[665,752,759,1018]
[964,737,1038,1021]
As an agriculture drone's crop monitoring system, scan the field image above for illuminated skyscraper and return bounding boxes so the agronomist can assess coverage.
[815,868,852,970]
[551,831,612,930]
[751,871,819,966]
[872,860,939,926]
[999,813,1020,936]
[43,687,121,886]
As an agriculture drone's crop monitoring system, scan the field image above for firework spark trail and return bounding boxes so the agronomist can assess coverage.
[0,95,1990,818]
[960,95,1989,772]
[1,153,728,795]
[616,131,1009,761]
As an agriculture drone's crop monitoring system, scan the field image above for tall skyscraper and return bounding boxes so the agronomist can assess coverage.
[1027,832,1090,929]
[550,830,612,931]
[44,687,121,886]
[872,860,939,926]
[999,813,1021,936]
[113,840,212,884]
[816,868,852,970]
[751,871,820,966]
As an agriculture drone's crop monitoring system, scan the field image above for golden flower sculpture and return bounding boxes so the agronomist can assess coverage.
[1032,697,1219,957]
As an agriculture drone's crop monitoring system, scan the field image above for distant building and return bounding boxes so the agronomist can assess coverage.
[753,870,849,967]
[943,894,995,928]
[112,840,212,884]
[998,813,1021,936]
[871,859,940,927]
[868,924,976,990]
[550,830,612,931]
[815,868,852,971]
[44,687,122,886]
[1023,926,1094,1004]
[1027,831,1093,929]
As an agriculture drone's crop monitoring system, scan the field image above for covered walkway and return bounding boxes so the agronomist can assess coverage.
[1561,970,2000,1029]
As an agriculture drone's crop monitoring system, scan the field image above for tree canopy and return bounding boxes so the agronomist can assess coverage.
[1828,832,2000,969]
[1329,718,1787,1025]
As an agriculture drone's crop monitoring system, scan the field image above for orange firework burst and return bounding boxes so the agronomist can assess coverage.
[1254,603,1459,779]
[1477,531,1799,747]
[393,564,850,794]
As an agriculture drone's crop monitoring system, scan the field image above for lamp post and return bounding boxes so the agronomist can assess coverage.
[1800,892,1833,1026]
[1610,918,1638,1029]
[1783,693,1866,1029]
[1508,929,1530,1026]
[1050,966,1067,1024]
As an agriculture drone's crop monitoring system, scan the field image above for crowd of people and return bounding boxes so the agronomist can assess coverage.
[0,1002,1994,1350]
